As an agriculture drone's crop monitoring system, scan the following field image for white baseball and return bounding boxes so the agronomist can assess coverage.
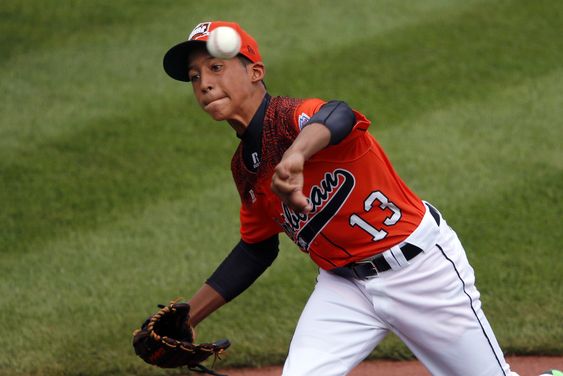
[206,26,241,59]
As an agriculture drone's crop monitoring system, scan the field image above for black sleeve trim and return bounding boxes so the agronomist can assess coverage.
[302,100,356,145]
[206,235,279,302]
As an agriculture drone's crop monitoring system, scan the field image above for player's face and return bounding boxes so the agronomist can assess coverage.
[187,48,256,123]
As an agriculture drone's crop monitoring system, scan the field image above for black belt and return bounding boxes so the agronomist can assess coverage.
[331,203,440,280]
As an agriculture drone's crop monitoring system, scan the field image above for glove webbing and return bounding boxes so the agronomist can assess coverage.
[188,348,228,376]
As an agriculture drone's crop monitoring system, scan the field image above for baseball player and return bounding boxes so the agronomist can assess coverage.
[162,21,518,376]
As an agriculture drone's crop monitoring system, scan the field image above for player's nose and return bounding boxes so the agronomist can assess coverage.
[199,72,214,93]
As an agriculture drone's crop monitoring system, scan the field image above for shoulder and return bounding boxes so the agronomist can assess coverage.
[265,96,307,130]
[293,98,326,129]
[267,96,327,129]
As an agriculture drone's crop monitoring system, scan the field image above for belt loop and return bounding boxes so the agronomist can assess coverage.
[390,246,409,267]
[382,249,401,270]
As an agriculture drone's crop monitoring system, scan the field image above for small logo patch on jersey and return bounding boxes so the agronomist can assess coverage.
[251,152,260,169]
[249,189,257,203]
[298,113,310,130]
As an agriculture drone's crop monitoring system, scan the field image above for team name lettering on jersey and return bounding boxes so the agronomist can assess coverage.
[281,169,355,251]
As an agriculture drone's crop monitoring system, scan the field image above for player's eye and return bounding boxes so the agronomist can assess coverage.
[189,72,200,82]
[210,64,223,72]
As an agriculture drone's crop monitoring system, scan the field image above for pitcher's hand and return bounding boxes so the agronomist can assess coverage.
[271,151,312,214]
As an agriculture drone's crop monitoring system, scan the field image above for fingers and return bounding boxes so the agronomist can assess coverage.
[273,162,291,181]
[270,172,295,195]
[272,186,311,214]
[271,151,313,214]
[271,168,311,214]
[288,190,312,214]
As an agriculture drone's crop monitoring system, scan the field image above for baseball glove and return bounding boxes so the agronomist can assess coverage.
[132,301,230,375]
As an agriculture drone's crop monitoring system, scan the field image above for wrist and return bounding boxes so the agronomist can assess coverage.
[187,283,227,327]
[282,147,307,164]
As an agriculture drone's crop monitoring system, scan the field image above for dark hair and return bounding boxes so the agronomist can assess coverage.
[237,54,253,66]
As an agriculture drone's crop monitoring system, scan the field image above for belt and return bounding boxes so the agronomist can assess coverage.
[331,203,440,280]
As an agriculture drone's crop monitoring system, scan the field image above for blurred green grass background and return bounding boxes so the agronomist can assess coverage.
[1,0,562,375]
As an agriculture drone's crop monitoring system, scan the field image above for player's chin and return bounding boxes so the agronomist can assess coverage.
[206,110,229,121]
[204,103,231,121]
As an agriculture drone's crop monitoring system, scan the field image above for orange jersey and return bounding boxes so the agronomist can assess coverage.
[234,97,425,270]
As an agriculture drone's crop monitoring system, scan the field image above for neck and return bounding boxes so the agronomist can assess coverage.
[228,87,267,136]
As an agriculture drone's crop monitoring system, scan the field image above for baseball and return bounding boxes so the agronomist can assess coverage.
[207,26,241,59]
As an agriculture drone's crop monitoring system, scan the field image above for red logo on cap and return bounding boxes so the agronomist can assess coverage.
[188,22,211,41]
[246,45,256,56]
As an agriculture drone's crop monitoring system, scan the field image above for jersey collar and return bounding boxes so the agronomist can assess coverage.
[238,93,270,141]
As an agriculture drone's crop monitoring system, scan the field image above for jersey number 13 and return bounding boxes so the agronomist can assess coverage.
[349,191,401,241]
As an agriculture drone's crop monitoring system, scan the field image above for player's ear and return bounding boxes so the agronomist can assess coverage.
[249,62,265,83]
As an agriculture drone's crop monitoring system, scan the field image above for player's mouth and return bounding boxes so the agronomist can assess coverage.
[204,97,228,111]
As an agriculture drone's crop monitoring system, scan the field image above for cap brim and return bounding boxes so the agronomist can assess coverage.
[163,40,204,82]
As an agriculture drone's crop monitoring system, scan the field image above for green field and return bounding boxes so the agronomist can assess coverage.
[1,0,562,375]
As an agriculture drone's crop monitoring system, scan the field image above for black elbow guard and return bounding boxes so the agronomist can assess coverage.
[206,236,279,302]
[303,100,356,145]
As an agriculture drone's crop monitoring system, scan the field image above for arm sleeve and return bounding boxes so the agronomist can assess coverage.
[206,235,280,302]
[302,100,356,145]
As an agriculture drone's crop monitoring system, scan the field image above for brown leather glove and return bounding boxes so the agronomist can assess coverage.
[132,301,230,374]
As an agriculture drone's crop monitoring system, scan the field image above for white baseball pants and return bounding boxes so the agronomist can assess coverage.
[282,205,515,376]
